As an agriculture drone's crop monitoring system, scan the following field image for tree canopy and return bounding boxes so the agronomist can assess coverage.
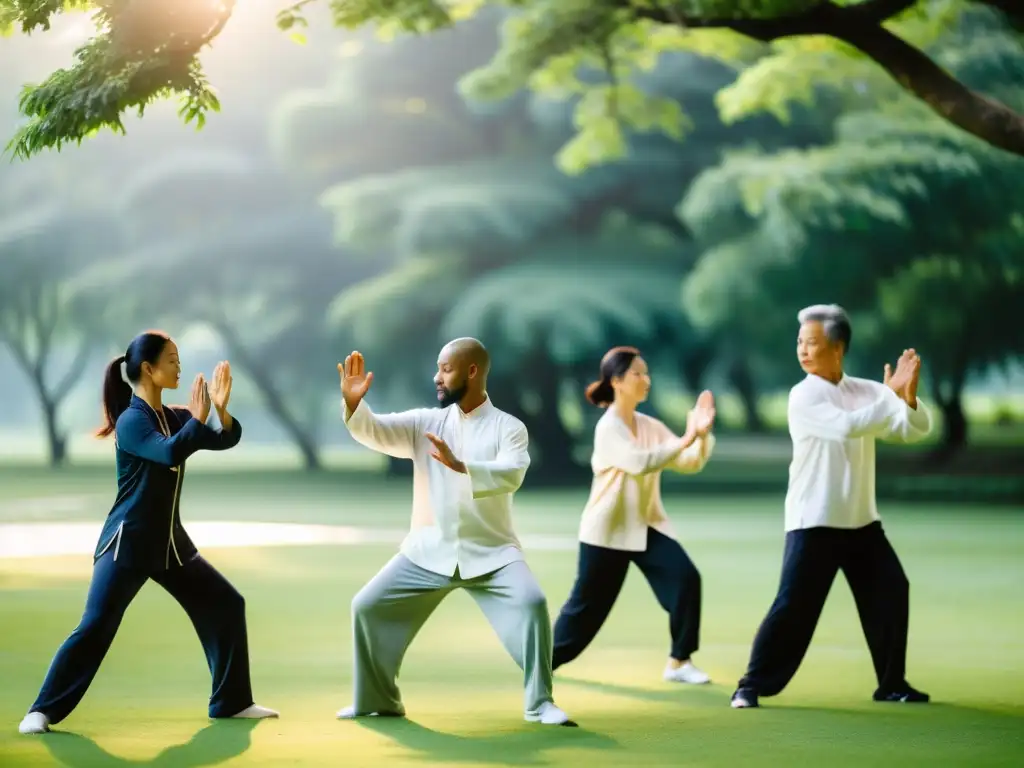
[678,8,1024,449]
[3,0,1023,163]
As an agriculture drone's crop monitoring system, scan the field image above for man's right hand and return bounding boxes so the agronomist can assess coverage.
[339,351,374,414]
[884,349,919,400]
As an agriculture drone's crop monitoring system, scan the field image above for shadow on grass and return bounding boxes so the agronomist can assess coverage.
[357,716,620,765]
[558,676,729,707]
[561,676,1024,718]
[40,719,259,768]
[561,677,1024,741]
[558,677,1024,764]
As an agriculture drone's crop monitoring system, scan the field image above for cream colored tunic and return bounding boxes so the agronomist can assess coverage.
[578,409,715,551]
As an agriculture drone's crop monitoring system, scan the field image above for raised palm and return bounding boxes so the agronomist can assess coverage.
[208,361,232,410]
[883,348,920,399]
[338,351,374,403]
[188,373,211,423]
[688,390,716,436]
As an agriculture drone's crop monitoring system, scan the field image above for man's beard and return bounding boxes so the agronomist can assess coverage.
[437,381,467,408]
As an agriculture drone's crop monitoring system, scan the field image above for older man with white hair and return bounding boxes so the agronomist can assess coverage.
[731,304,933,709]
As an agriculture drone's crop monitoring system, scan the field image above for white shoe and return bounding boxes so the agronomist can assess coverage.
[336,705,405,719]
[229,704,279,719]
[664,661,711,685]
[19,712,50,734]
[524,701,573,726]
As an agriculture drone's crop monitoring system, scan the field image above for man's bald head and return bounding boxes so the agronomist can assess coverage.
[445,337,490,374]
[434,337,489,408]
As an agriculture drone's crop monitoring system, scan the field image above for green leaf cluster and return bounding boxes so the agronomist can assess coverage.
[3,0,232,159]
[678,11,1024,383]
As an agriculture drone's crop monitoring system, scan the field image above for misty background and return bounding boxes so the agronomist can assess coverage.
[1,0,1021,502]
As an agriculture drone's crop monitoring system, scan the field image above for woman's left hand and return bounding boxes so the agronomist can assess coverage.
[208,361,233,411]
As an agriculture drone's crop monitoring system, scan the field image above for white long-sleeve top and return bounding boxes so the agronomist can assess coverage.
[578,409,715,551]
[343,395,530,579]
[785,374,934,532]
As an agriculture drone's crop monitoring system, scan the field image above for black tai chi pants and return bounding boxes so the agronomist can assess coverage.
[738,521,911,697]
[552,527,702,669]
[27,549,254,724]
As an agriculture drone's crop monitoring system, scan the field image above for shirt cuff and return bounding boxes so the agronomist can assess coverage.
[342,398,365,425]
[878,384,909,418]
[905,396,932,430]
[463,461,489,497]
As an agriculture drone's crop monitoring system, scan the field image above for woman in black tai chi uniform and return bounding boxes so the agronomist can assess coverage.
[19,330,278,735]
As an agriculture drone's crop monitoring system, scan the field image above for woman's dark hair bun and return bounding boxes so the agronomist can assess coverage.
[585,378,615,407]
[584,346,641,408]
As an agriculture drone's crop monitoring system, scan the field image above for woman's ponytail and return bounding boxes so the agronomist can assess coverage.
[96,356,132,438]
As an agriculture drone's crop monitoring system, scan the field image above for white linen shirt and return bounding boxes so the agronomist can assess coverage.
[343,395,529,579]
[785,373,933,532]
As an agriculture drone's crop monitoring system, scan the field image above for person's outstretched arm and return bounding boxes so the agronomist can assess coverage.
[169,406,242,451]
[343,399,423,460]
[116,409,233,466]
[338,351,421,460]
[651,419,716,474]
[591,416,697,476]
[788,382,908,442]
[865,381,934,445]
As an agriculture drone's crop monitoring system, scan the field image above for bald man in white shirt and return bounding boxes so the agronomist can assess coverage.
[731,305,933,710]
[334,339,572,726]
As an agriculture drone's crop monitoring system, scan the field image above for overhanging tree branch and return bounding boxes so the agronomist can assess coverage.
[4,0,1022,159]
[830,18,1024,155]
[632,0,1024,156]
[975,0,1024,30]
[637,0,917,41]
[844,0,919,25]
[5,0,237,160]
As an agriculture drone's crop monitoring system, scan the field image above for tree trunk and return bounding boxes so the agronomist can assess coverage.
[255,381,322,471]
[37,386,67,467]
[567,364,600,434]
[294,433,321,471]
[387,455,413,477]
[523,348,584,484]
[679,341,715,395]
[3,342,82,468]
[728,357,765,433]
[931,374,970,462]
[489,366,583,485]
[213,321,322,471]
[936,395,969,455]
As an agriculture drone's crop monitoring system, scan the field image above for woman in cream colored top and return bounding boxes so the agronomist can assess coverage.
[552,346,717,685]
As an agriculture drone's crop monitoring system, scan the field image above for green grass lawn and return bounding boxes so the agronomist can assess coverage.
[1,473,1023,767]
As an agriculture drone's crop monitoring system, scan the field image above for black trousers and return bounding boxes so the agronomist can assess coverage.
[738,521,911,697]
[552,527,702,669]
[28,550,254,723]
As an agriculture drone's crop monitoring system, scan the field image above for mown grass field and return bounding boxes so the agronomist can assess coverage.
[1,468,1022,767]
